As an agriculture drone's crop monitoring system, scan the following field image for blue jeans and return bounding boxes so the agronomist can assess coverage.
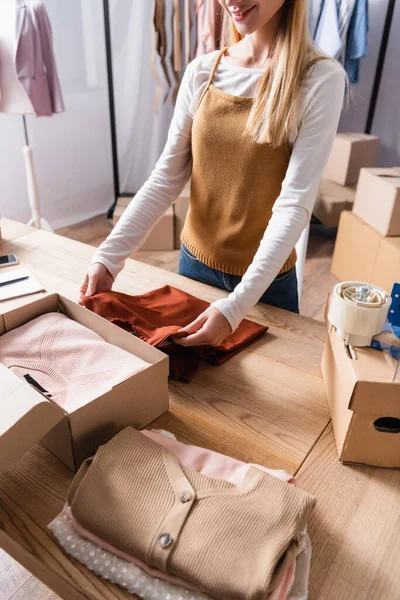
[179,244,299,314]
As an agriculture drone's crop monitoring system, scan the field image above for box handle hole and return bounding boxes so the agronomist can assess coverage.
[373,417,400,434]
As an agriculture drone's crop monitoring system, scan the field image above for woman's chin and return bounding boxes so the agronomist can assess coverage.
[234,22,258,35]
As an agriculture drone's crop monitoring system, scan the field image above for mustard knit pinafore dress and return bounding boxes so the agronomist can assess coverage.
[181,47,297,277]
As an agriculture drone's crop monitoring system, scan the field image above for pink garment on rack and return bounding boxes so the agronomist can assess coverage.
[195,0,205,57]
[195,0,222,56]
[204,0,215,53]
[205,0,220,52]
[184,0,191,65]
[219,9,229,49]
[14,0,65,116]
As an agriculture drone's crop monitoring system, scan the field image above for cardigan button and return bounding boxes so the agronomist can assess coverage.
[180,492,192,503]
[158,533,173,548]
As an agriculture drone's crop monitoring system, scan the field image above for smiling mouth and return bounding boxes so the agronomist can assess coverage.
[230,5,256,22]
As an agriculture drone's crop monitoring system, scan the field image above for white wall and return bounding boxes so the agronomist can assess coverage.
[0,0,114,229]
[109,0,175,195]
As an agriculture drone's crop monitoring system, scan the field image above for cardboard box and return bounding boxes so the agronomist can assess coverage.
[174,182,190,249]
[373,236,400,292]
[322,330,400,468]
[116,196,132,208]
[141,207,174,251]
[331,211,381,284]
[331,211,400,293]
[0,294,169,475]
[113,200,174,251]
[314,180,356,227]
[323,133,380,186]
[353,167,400,236]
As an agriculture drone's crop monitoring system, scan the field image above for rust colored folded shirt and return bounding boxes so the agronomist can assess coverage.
[82,286,268,382]
[68,427,315,600]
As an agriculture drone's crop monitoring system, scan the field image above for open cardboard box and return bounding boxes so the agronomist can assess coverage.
[322,327,400,469]
[0,294,169,475]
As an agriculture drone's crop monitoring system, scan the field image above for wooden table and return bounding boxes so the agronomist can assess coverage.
[0,218,398,600]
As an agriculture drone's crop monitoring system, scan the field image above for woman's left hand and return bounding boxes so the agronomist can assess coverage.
[173,306,232,347]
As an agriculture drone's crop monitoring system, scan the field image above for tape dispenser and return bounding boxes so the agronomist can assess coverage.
[328,281,392,347]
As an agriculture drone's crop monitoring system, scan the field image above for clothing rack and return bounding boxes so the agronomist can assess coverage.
[103,1,396,217]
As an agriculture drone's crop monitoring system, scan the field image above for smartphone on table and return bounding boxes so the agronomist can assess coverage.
[0,254,19,267]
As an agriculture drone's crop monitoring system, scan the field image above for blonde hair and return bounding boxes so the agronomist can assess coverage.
[224,0,328,147]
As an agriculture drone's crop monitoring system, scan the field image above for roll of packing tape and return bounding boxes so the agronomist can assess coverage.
[328,281,392,347]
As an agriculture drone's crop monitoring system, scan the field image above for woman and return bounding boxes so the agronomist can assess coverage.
[80,0,345,347]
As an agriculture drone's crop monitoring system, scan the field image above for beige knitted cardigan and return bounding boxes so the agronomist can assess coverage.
[68,428,315,600]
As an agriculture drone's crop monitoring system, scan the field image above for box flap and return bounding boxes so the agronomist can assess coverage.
[328,332,400,416]
[362,167,400,185]
[0,364,66,475]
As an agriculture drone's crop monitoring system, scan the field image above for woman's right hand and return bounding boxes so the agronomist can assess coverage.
[79,263,114,305]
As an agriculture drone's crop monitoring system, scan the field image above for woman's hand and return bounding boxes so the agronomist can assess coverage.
[173,306,232,347]
[79,263,114,305]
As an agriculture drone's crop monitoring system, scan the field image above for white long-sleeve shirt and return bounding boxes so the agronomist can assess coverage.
[92,50,346,331]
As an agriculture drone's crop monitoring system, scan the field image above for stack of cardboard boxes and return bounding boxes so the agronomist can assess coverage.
[312,133,400,469]
[324,146,400,467]
[113,181,191,252]
[332,166,400,294]
[314,132,380,227]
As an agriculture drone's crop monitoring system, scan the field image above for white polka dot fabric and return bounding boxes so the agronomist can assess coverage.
[49,511,211,600]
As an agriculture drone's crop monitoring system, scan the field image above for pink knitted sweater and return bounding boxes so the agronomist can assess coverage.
[0,312,149,411]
